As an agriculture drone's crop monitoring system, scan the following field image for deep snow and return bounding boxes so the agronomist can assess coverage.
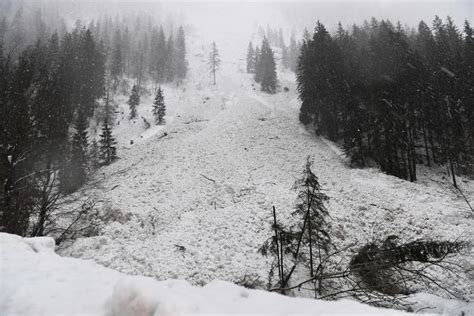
[10,9,472,316]
[1,233,414,315]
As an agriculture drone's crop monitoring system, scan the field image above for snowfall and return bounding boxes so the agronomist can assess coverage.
[1,4,474,316]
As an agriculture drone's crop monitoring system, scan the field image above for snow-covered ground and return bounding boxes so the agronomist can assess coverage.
[4,8,472,316]
[1,233,413,315]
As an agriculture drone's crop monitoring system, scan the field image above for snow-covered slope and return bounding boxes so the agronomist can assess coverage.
[48,10,474,315]
[1,233,413,315]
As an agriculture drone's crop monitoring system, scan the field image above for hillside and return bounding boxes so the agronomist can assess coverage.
[51,24,474,314]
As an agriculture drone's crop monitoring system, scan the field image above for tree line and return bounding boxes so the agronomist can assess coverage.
[1,5,188,91]
[256,24,301,72]
[0,28,117,236]
[297,17,473,184]
[1,6,187,237]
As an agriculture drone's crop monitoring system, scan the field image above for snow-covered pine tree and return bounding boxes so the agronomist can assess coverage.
[99,118,117,166]
[128,85,140,119]
[246,41,255,73]
[153,87,166,125]
[208,41,221,85]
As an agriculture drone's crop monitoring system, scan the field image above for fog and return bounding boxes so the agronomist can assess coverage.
[8,0,472,36]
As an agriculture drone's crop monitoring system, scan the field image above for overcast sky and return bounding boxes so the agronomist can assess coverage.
[14,0,473,36]
[167,0,472,35]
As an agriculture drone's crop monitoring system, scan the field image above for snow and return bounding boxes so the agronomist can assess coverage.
[8,5,471,315]
[0,233,121,315]
[1,233,413,315]
[60,23,473,306]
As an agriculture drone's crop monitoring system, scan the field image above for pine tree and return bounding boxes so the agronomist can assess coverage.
[165,33,175,82]
[110,30,123,91]
[89,139,100,170]
[99,118,117,165]
[153,87,166,125]
[260,157,332,292]
[134,38,146,91]
[246,42,255,73]
[281,45,289,69]
[254,45,262,82]
[293,157,331,292]
[278,28,285,48]
[128,84,140,119]
[259,37,278,93]
[67,110,89,192]
[175,26,187,84]
[79,29,105,117]
[149,26,167,84]
[289,33,299,72]
[208,41,221,85]
[156,27,168,83]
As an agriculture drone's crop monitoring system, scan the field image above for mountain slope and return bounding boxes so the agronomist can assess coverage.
[59,26,473,313]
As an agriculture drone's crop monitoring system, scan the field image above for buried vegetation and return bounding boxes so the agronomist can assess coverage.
[259,157,470,311]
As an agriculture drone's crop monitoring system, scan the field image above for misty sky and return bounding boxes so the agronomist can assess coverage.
[13,0,473,37]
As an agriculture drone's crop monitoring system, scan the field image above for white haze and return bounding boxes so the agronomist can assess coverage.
[19,0,473,37]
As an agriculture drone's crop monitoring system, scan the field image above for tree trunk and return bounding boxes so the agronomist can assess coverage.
[422,120,431,167]
[272,206,282,285]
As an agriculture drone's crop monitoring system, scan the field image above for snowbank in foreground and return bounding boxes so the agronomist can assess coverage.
[0,233,413,315]
[111,277,411,316]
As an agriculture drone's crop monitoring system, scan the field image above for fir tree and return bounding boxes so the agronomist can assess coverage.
[259,37,278,93]
[289,33,299,72]
[68,110,89,192]
[128,84,140,119]
[208,41,221,85]
[99,118,117,165]
[175,26,187,84]
[292,157,331,292]
[110,31,123,91]
[281,45,289,69]
[254,45,262,82]
[156,27,168,83]
[153,87,166,125]
[79,29,105,117]
[89,139,100,170]
[149,26,167,84]
[278,28,285,48]
[246,41,255,73]
[165,33,175,82]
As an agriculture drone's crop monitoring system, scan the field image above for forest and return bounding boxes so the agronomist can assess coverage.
[0,1,472,315]
[297,17,473,184]
[0,6,187,237]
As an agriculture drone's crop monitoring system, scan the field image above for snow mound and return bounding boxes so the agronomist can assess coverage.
[24,236,56,253]
[1,233,413,315]
[111,277,411,316]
